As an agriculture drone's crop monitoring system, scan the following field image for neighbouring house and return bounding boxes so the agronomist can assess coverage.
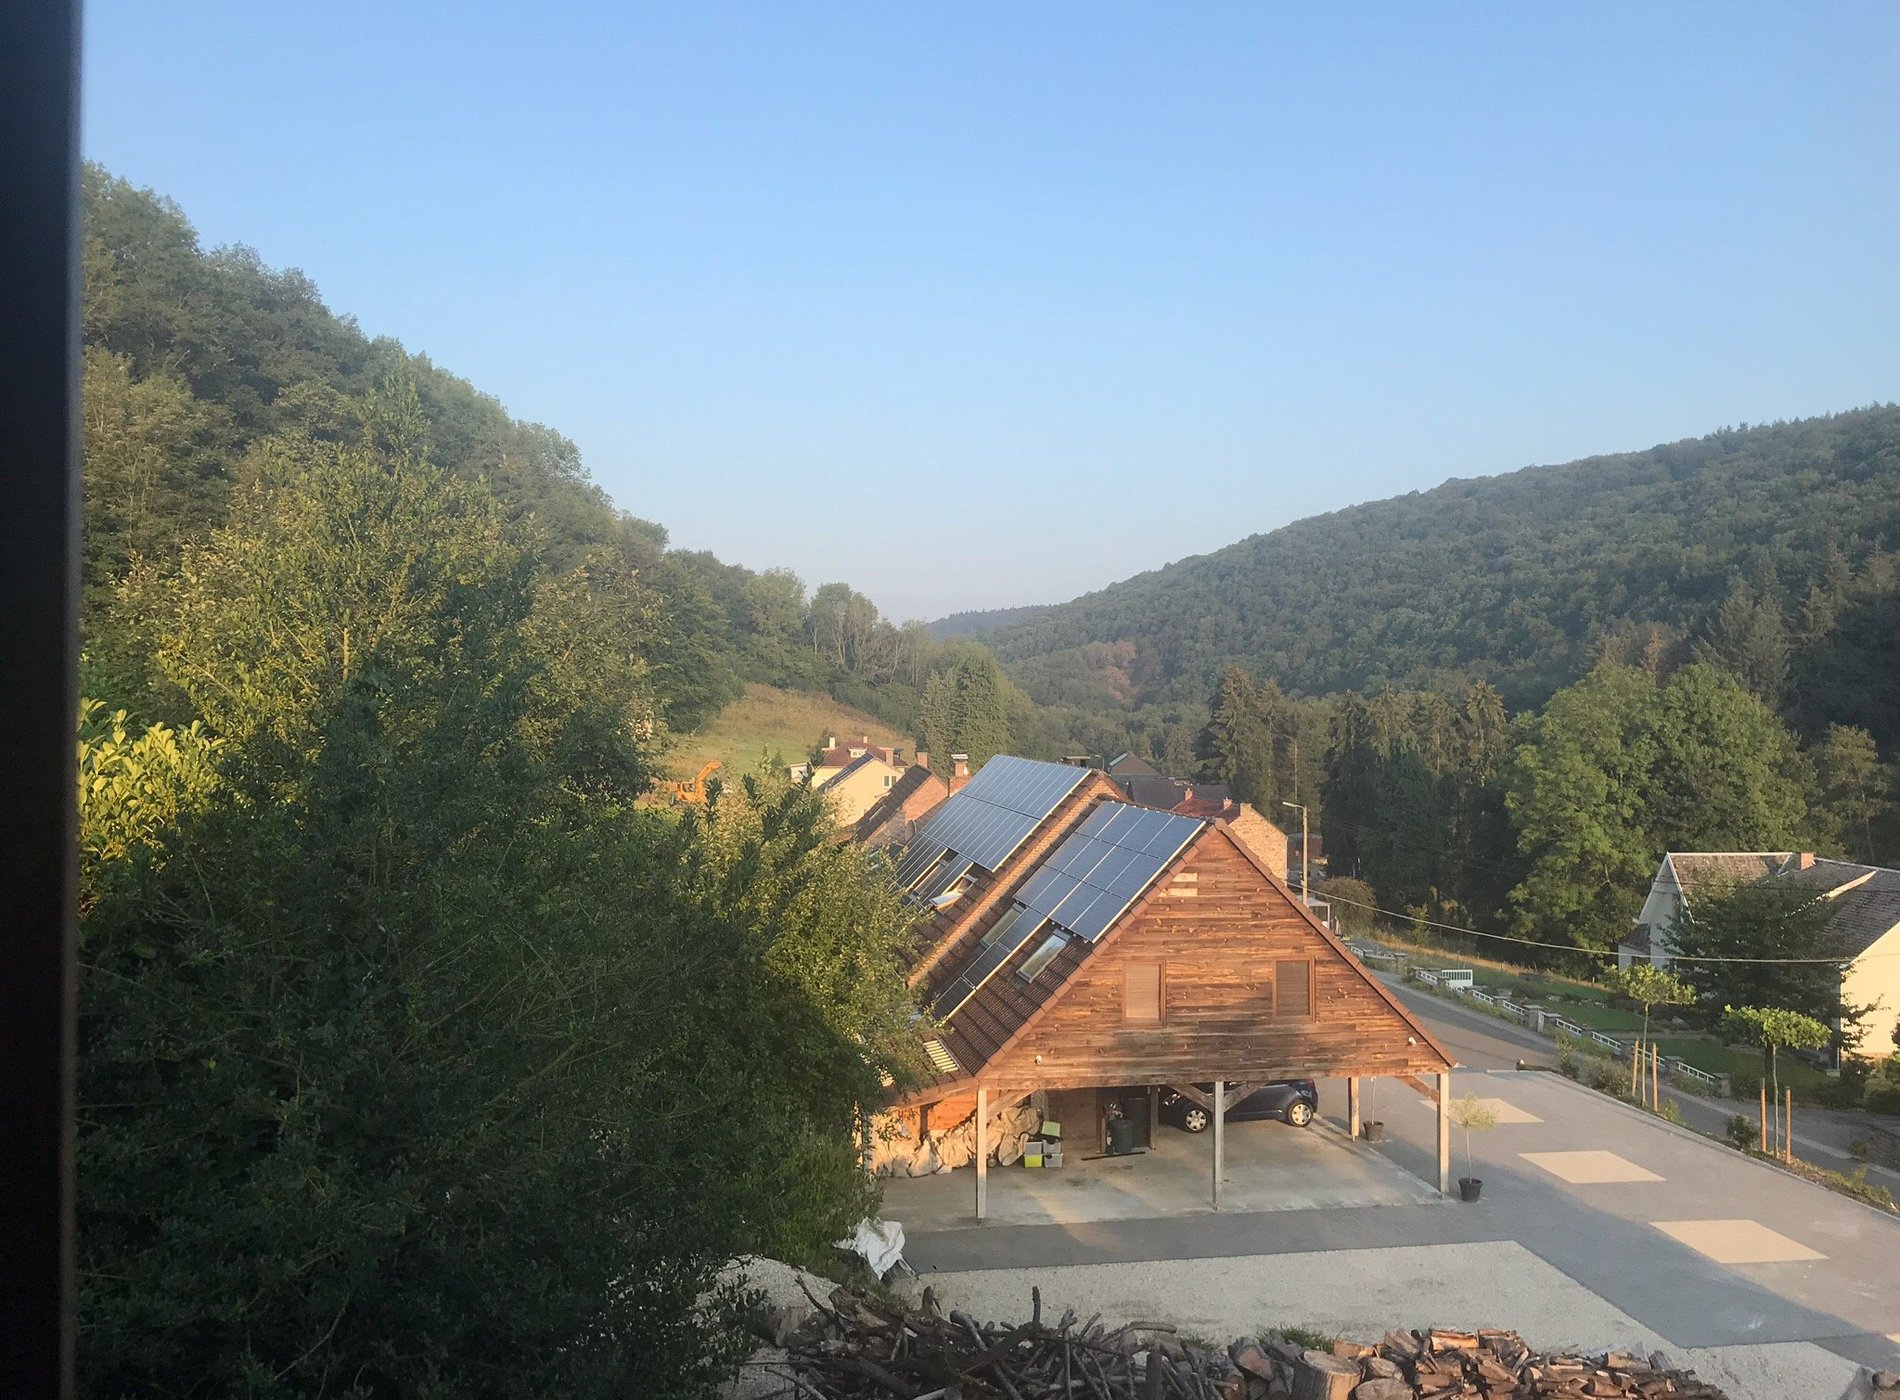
[1619,851,1900,1056]
[1105,752,1160,780]
[816,751,913,827]
[851,758,951,849]
[868,755,1456,1216]
[803,733,906,787]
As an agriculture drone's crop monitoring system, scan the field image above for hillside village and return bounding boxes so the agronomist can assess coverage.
[35,49,1900,1400]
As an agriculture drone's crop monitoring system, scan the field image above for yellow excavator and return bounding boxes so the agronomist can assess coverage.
[666,760,721,806]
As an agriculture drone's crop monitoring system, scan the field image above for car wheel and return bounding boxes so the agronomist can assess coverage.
[1285,1101,1315,1127]
[1181,1106,1210,1133]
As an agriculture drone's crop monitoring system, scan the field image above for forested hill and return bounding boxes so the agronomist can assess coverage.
[970,409,1900,724]
[80,164,1044,762]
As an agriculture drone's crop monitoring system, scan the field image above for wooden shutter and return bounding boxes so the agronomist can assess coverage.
[1273,958,1313,1018]
[1123,962,1164,1024]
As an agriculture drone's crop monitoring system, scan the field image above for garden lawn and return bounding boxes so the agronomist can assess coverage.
[1648,1038,1832,1094]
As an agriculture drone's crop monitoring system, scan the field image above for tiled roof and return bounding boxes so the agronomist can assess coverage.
[1107,753,1159,777]
[1119,774,1190,809]
[1620,924,1653,954]
[1665,852,1791,899]
[1660,852,1900,961]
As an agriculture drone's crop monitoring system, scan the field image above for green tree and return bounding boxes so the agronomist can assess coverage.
[1199,665,1278,806]
[1616,963,1696,1055]
[1668,878,1854,1041]
[1694,577,1789,706]
[1722,1005,1831,1144]
[920,645,1011,769]
[1506,665,1813,957]
[1813,723,1891,863]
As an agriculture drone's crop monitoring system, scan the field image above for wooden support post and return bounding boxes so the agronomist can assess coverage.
[1652,1045,1661,1110]
[1631,1041,1641,1098]
[1211,1078,1224,1212]
[1759,1083,1768,1153]
[1347,1076,1361,1139]
[1785,1087,1793,1161]
[1436,1071,1452,1195]
[975,1087,988,1223]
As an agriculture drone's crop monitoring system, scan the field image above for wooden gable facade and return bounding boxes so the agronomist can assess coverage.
[898,817,1450,1104]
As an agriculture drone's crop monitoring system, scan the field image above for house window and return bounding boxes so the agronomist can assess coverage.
[1273,959,1314,1018]
[1123,962,1164,1024]
[1017,932,1068,984]
[884,774,893,788]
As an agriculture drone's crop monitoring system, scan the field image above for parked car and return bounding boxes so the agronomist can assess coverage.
[1160,1080,1318,1132]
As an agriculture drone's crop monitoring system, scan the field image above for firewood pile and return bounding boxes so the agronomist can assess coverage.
[750,1287,1737,1400]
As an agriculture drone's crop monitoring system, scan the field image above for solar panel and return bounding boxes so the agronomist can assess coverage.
[931,905,1048,1018]
[1019,802,1203,942]
[894,756,1092,889]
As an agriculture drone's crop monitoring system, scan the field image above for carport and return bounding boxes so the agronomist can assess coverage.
[883,769,1457,1222]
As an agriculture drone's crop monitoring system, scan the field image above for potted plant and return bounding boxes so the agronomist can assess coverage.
[1448,1093,1498,1202]
[1361,1079,1384,1142]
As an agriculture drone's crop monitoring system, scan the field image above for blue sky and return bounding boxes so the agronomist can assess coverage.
[83,4,1900,620]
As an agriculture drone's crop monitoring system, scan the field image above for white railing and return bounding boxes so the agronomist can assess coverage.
[1661,1056,1721,1089]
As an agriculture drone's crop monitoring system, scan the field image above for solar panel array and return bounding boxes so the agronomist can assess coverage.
[931,906,1046,1018]
[895,756,1093,889]
[1014,802,1204,942]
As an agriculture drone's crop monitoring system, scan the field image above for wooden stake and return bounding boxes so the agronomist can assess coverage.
[1631,1041,1641,1098]
[1759,1083,1768,1153]
[1785,1087,1793,1162]
[1651,1044,1661,1111]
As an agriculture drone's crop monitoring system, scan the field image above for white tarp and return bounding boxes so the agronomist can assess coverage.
[834,1217,906,1278]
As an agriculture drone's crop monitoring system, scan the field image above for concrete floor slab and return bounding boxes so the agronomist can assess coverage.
[879,1116,1439,1232]
[1520,1150,1663,1184]
[1650,1219,1825,1264]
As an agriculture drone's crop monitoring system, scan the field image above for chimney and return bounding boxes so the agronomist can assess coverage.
[950,753,971,792]
[916,751,929,771]
[825,735,837,750]
[1798,851,1816,870]
[892,747,904,765]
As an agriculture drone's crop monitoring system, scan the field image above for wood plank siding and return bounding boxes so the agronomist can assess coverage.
[978,829,1449,1091]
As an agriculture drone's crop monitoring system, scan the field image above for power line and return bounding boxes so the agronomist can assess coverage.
[1315,888,1891,965]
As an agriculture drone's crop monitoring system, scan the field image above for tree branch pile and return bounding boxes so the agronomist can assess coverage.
[747,1287,1738,1399]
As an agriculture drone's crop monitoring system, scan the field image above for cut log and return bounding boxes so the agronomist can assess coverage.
[1290,1348,1359,1400]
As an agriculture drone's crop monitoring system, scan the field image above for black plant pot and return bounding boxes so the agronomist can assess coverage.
[1459,1177,1483,1202]
[1361,1120,1385,1143]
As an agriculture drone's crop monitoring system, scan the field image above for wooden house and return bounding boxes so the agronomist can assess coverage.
[873,756,1456,1218]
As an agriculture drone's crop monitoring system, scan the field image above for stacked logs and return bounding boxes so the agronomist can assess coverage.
[1240,1329,1729,1399]
[761,1288,1735,1400]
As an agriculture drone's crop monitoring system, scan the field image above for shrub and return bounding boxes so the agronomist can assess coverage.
[1584,1057,1628,1097]
[1725,1115,1757,1150]
[1655,1098,1684,1125]
[1866,1083,1900,1116]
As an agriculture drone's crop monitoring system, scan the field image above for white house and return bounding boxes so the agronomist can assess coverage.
[1619,851,1900,1056]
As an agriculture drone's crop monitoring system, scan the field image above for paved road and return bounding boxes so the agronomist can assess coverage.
[1382,976,1900,1188]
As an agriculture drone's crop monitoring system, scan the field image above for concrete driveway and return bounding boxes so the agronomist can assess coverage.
[879,1107,1439,1232]
[901,1070,1900,1400]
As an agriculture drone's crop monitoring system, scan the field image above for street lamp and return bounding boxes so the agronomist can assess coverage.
[1281,801,1309,906]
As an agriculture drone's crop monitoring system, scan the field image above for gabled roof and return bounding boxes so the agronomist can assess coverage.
[1630,852,1900,961]
[1663,852,1792,900]
[1118,773,1190,808]
[1107,753,1160,778]
[897,762,1124,983]
[851,765,947,843]
[901,807,1454,1101]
